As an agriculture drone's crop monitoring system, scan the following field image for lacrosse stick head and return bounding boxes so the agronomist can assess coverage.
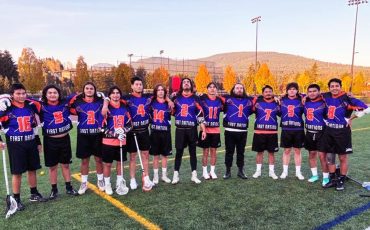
[5,195,17,219]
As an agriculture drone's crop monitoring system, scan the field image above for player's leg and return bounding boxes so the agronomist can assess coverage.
[224,131,235,179]
[318,152,329,186]
[236,132,248,179]
[209,147,218,179]
[202,148,210,179]
[308,151,319,182]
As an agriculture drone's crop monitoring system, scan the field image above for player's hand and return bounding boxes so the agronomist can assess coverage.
[274,96,281,105]
[0,142,6,150]
[117,134,126,141]
[168,101,174,110]
[0,97,11,111]
[38,144,43,154]
[345,118,352,128]
[201,131,207,140]
[301,96,307,105]
[96,91,106,99]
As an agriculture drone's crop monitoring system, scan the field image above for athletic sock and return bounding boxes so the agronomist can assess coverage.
[269,165,274,172]
[97,174,104,181]
[81,174,88,183]
[162,168,167,174]
[256,164,262,171]
[13,193,20,200]
[210,165,216,173]
[203,166,208,173]
[323,172,329,179]
[65,182,72,190]
[283,165,289,174]
[30,187,38,194]
[104,177,110,185]
[153,168,159,175]
[310,167,318,177]
[51,184,58,192]
[295,166,301,174]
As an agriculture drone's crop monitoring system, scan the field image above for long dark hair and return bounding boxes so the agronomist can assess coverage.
[153,84,167,100]
[178,77,194,95]
[81,81,98,100]
[107,85,122,98]
[42,84,62,103]
[230,83,246,98]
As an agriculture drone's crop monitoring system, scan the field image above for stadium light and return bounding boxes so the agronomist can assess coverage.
[160,50,164,66]
[251,16,261,95]
[348,0,367,92]
[128,53,133,67]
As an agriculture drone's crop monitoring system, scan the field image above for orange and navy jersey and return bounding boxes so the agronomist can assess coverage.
[199,94,224,128]
[280,95,304,131]
[33,94,75,136]
[173,93,204,128]
[322,92,368,129]
[222,95,253,131]
[0,100,39,142]
[69,95,104,135]
[303,96,327,132]
[102,101,132,146]
[122,93,152,131]
[149,98,172,131]
[253,96,280,132]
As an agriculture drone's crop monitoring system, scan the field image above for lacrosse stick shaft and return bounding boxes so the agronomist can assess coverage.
[119,140,124,177]
[2,148,10,195]
[347,176,363,186]
[133,134,144,172]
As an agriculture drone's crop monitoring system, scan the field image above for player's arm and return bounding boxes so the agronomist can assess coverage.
[195,100,206,140]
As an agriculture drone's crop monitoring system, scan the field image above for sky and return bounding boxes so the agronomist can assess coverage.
[1,0,369,67]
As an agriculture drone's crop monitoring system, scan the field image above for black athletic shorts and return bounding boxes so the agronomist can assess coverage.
[6,138,41,175]
[319,127,352,154]
[197,131,221,148]
[252,133,279,153]
[126,129,150,153]
[280,130,305,148]
[44,134,72,167]
[175,127,198,149]
[149,130,172,156]
[304,131,324,152]
[76,133,103,159]
[102,144,127,163]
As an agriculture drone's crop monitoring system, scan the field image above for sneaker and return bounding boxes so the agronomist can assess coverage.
[66,188,79,196]
[237,168,248,179]
[105,183,113,195]
[336,176,345,191]
[191,171,201,184]
[29,193,48,202]
[78,182,88,195]
[116,182,129,195]
[280,172,288,179]
[49,189,58,200]
[252,171,261,179]
[161,175,172,183]
[15,199,25,211]
[269,171,278,180]
[172,171,180,184]
[322,178,330,186]
[153,172,159,185]
[203,171,210,180]
[296,173,305,181]
[130,178,138,190]
[209,171,218,179]
[97,180,105,192]
[143,176,153,192]
[308,175,319,183]
[223,167,231,179]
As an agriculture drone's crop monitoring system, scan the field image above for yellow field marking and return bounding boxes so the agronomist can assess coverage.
[352,127,370,132]
[72,173,161,230]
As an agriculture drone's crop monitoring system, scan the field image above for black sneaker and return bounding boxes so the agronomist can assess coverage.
[323,179,337,188]
[15,199,25,211]
[237,168,248,179]
[66,188,79,196]
[336,176,345,191]
[29,193,48,202]
[49,190,59,200]
[223,167,231,179]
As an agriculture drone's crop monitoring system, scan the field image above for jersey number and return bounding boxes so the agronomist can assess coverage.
[17,116,32,132]
[264,109,272,121]
[238,105,243,118]
[87,111,95,125]
[153,109,165,122]
[287,105,295,117]
[181,104,189,117]
[53,111,64,124]
[328,106,336,119]
[113,115,125,128]
[137,104,145,117]
[306,108,314,121]
[208,107,218,119]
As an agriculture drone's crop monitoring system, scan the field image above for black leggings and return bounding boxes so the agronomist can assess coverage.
[224,130,247,168]
[174,144,197,171]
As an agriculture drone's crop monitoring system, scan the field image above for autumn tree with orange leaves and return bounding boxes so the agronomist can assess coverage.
[223,65,237,93]
[194,64,212,93]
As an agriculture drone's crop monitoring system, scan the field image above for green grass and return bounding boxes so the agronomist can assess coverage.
[1,116,370,229]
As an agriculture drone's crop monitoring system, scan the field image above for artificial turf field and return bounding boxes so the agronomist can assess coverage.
[1,115,370,230]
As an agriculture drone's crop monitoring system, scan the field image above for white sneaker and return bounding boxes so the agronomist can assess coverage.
[269,171,278,180]
[296,173,305,181]
[153,172,159,185]
[209,171,218,179]
[172,171,179,184]
[161,174,171,183]
[105,183,113,195]
[143,176,153,192]
[203,170,210,180]
[130,178,138,190]
[78,182,88,195]
[97,180,105,192]
[191,170,201,184]
[116,181,129,195]
[252,171,261,178]
[280,172,288,179]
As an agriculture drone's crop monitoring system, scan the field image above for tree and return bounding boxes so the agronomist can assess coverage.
[92,70,114,93]
[0,50,19,83]
[146,66,170,89]
[308,62,319,83]
[42,58,63,73]
[242,64,256,95]
[255,63,277,94]
[136,66,148,87]
[223,65,237,93]
[296,71,310,93]
[194,64,211,93]
[341,73,352,92]
[74,56,90,92]
[18,48,44,93]
[114,63,134,93]
[353,72,366,95]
